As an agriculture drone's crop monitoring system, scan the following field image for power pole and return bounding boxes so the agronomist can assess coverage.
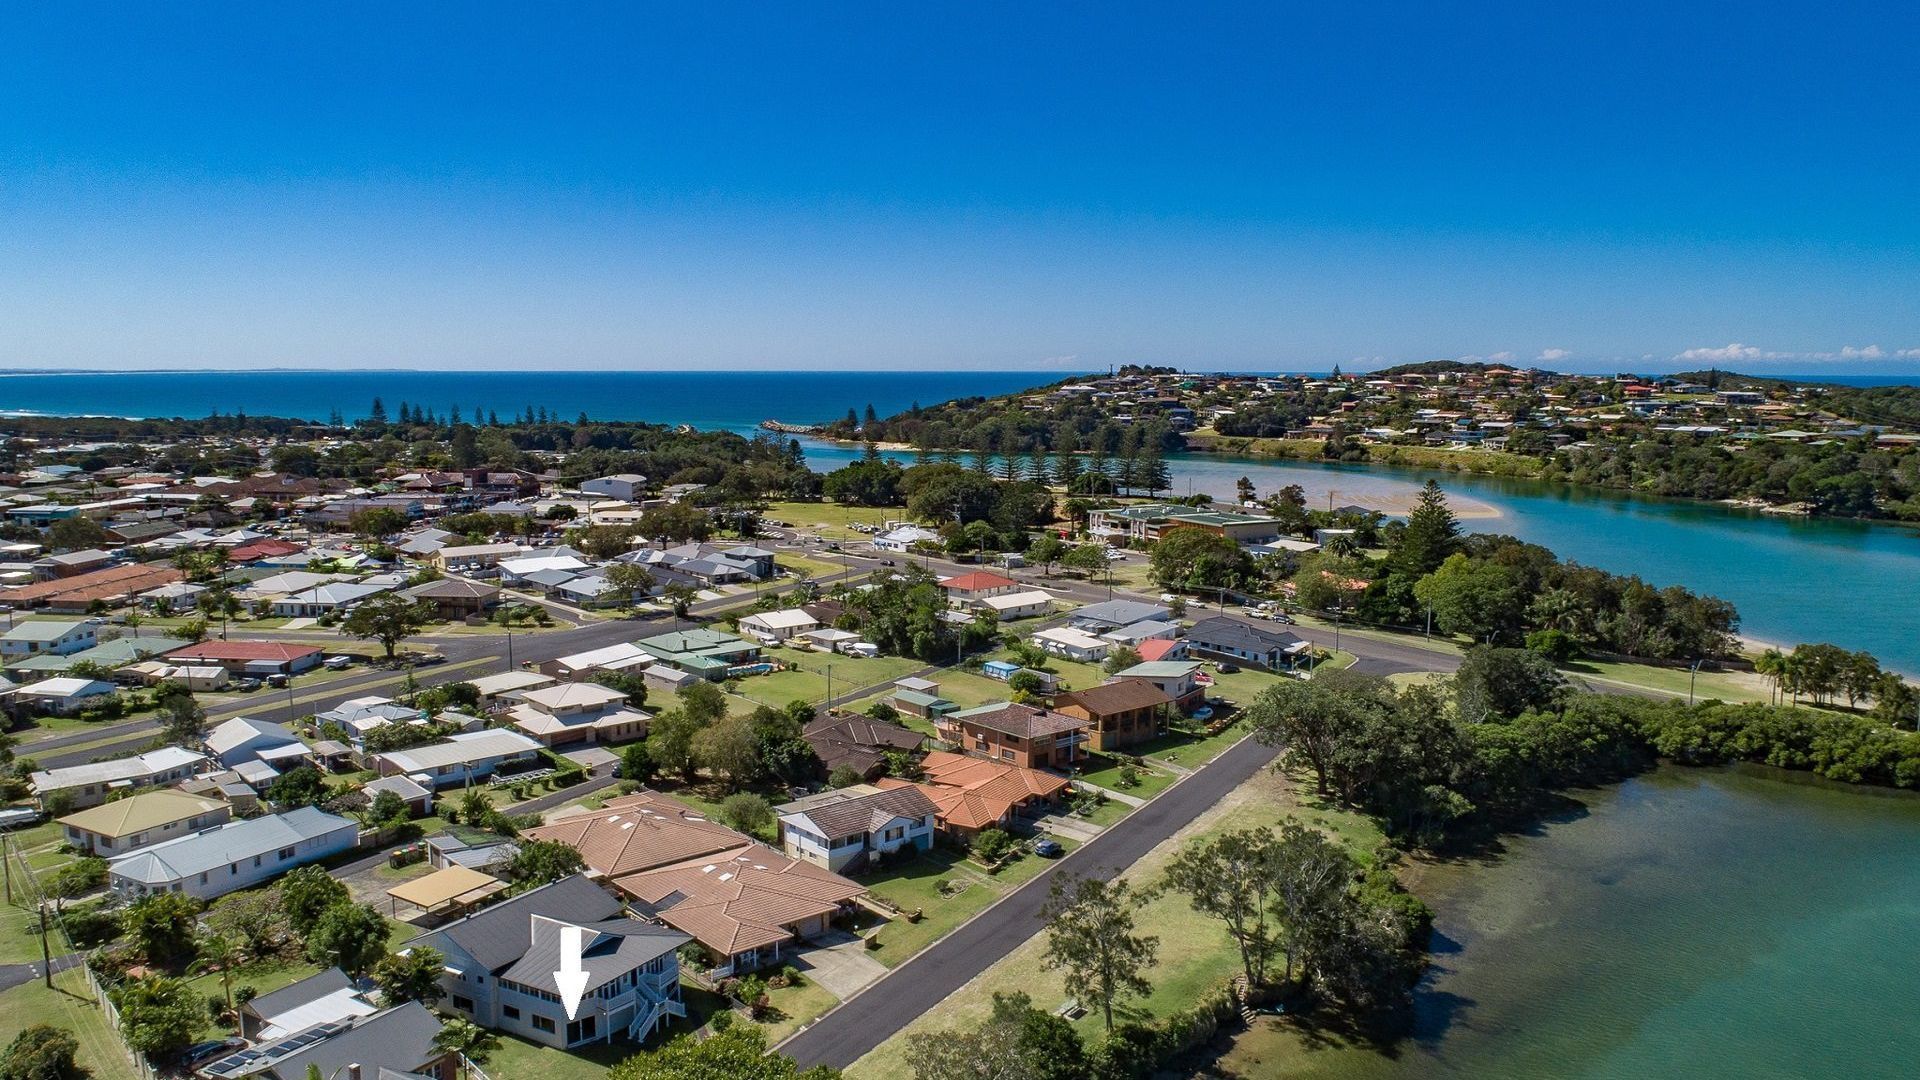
[2,833,10,905]
[38,903,52,988]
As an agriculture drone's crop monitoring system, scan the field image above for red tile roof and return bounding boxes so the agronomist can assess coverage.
[937,571,1017,593]
[165,641,323,663]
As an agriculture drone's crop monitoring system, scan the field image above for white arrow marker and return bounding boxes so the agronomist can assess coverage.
[554,923,589,1021]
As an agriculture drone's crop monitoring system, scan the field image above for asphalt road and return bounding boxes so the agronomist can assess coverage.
[778,728,1285,1070]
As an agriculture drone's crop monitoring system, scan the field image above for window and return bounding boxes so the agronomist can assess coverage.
[503,1005,520,1020]
[278,846,295,860]
[532,1015,555,1034]
[1000,749,1014,761]
[252,854,262,867]
[566,1016,596,1043]
[199,872,209,884]
[453,995,474,1012]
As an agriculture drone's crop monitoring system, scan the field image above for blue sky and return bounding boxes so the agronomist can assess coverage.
[1,2,1915,373]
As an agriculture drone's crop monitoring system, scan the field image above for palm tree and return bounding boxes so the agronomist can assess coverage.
[1755,647,1786,705]
[431,1018,499,1080]
[189,932,242,1028]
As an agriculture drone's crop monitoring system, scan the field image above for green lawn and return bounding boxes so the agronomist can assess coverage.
[1133,719,1253,770]
[762,500,900,542]
[754,978,841,1044]
[846,768,1387,1080]
[1072,753,1177,798]
[0,967,141,1080]
[0,897,54,965]
[483,1029,638,1080]
[861,846,1037,967]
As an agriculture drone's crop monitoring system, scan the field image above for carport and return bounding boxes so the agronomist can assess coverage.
[386,863,508,919]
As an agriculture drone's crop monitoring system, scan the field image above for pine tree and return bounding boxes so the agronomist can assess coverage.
[997,454,1021,482]
[1391,479,1461,577]
[1026,451,1052,484]
[1143,454,1173,497]
[1053,453,1083,488]
[970,450,995,476]
[487,409,500,426]
[368,397,387,424]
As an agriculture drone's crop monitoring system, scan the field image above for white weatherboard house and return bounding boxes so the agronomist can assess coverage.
[738,608,819,643]
[30,746,208,810]
[373,728,542,788]
[0,618,101,658]
[107,806,359,901]
[408,875,689,1049]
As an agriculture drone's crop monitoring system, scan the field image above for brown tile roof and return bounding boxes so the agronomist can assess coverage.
[521,792,743,877]
[1055,680,1174,716]
[4,562,182,606]
[777,784,936,840]
[947,702,1088,740]
[615,843,863,956]
[800,714,925,776]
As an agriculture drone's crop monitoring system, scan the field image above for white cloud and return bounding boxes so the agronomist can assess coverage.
[1676,343,1765,363]
[1536,348,1571,362]
[1038,354,1081,367]
[1486,351,1515,363]
[1674,342,1914,366]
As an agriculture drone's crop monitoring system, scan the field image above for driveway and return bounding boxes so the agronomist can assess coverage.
[790,930,889,1000]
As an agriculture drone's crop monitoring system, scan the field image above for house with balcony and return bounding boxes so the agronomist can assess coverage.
[1053,680,1175,752]
[1106,659,1207,711]
[776,784,938,874]
[1183,616,1311,672]
[505,682,651,747]
[408,874,690,1050]
[934,701,1090,770]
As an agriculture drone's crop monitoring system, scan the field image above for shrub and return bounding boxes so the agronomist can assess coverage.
[0,1025,79,1080]
[972,827,1017,863]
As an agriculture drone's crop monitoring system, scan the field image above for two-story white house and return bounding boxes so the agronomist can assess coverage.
[579,474,647,502]
[106,806,359,901]
[775,784,939,874]
[408,875,690,1049]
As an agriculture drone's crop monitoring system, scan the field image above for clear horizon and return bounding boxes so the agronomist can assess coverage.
[1,3,1914,375]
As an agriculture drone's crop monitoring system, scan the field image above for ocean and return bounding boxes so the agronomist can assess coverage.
[0,369,1067,431]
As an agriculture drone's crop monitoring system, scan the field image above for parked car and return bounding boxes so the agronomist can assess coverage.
[266,673,289,688]
[1189,706,1215,722]
[235,678,263,692]
[1214,662,1241,674]
[1031,838,1064,858]
[183,1038,244,1067]
[323,655,353,670]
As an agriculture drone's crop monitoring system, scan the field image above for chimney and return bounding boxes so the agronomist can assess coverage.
[347,1066,361,1080]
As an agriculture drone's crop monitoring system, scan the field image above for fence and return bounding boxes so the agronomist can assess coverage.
[82,964,159,1080]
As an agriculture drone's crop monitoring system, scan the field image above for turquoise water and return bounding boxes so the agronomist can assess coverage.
[0,369,1059,428]
[1240,768,1920,1079]
[3,368,1916,669]
[798,440,1920,672]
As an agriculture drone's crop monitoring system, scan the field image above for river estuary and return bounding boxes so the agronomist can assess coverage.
[1216,767,1920,1080]
[800,440,1920,673]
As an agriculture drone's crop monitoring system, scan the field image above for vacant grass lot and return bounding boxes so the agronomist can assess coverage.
[860,843,1069,967]
[0,967,140,1080]
[845,767,1386,1080]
